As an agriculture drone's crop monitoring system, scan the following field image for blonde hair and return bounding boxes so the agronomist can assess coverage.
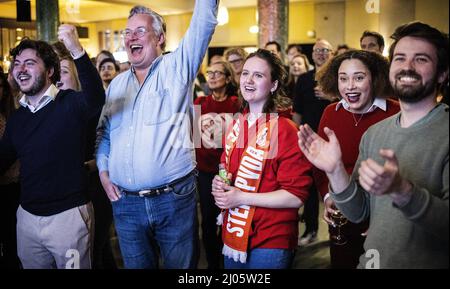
[60,56,81,91]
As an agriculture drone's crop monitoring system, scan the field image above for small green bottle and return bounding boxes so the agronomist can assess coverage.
[218,163,230,185]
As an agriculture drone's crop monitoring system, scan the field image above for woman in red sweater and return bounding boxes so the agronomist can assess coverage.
[212,49,312,269]
[194,61,240,269]
[313,50,400,268]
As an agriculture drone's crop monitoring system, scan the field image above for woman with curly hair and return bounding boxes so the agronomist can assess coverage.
[312,50,400,268]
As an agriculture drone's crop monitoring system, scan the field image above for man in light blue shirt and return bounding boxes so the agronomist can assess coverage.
[96,0,218,269]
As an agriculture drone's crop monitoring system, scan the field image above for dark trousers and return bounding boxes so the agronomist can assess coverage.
[88,171,117,269]
[0,182,21,269]
[197,171,222,269]
[301,184,319,234]
[329,220,368,269]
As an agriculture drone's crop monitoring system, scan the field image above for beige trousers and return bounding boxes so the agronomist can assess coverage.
[16,203,94,269]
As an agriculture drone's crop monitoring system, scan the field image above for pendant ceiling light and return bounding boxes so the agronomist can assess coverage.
[217,4,229,26]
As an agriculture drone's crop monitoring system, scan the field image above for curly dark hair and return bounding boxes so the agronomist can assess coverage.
[239,49,290,113]
[317,49,392,99]
[10,39,61,84]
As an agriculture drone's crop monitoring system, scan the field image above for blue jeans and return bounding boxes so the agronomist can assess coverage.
[111,172,199,269]
[224,248,294,269]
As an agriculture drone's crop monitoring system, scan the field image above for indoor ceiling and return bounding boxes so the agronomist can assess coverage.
[0,0,344,23]
[87,0,344,14]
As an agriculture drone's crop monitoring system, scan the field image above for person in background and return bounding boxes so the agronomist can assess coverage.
[224,47,248,85]
[298,21,448,269]
[0,25,104,269]
[314,50,400,268]
[286,54,310,99]
[360,31,385,54]
[335,44,350,56]
[7,64,22,103]
[95,50,115,71]
[265,41,284,62]
[52,42,81,91]
[99,58,120,89]
[212,49,312,269]
[0,71,20,269]
[57,56,81,91]
[210,54,224,65]
[194,60,240,269]
[96,0,218,269]
[286,44,303,63]
[293,38,335,246]
[119,61,131,73]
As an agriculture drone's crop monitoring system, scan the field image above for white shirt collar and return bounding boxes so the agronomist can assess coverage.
[335,97,387,113]
[19,84,59,113]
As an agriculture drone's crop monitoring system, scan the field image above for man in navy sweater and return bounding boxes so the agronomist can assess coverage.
[0,25,105,269]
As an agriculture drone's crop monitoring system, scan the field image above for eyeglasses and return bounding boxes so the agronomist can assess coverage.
[313,48,331,54]
[206,71,225,78]
[121,27,150,39]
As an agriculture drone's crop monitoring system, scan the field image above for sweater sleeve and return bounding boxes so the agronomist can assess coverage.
[170,0,218,85]
[95,97,111,174]
[394,158,449,242]
[330,132,371,223]
[275,119,312,204]
[74,52,105,120]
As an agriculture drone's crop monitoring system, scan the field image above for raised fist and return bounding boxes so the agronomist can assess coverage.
[57,24,83,56]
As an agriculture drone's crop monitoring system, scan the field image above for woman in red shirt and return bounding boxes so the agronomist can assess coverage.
[311,50,400,268]
[194,61,240,269]
[212,49,312,269]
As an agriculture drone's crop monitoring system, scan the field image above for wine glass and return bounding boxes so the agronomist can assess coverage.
[330,209,348,245]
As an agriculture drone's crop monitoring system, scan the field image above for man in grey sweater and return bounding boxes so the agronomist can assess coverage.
[298,21,448,269]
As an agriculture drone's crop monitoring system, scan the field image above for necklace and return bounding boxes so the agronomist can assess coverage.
[351,112,365,127]
[349,102,375,127]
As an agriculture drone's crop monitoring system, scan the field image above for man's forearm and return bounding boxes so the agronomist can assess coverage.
[327,162,351,194]
[75,53,105,113]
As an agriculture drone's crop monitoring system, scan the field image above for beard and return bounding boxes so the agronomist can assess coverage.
[17,72,47,96]
[392,70,437,103]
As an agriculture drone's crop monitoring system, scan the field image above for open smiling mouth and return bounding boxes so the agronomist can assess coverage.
[130,44,143,55]
[17,74,31,85]
[243,86,256,93]
[346,92,361,103]
[397,75,420,85]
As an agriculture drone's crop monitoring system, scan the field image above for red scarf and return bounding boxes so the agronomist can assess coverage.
[219,113,278,263]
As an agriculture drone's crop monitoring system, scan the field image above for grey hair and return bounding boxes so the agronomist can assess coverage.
[129,5,166,50]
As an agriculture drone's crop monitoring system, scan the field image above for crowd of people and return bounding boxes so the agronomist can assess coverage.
[0,0,448,269]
